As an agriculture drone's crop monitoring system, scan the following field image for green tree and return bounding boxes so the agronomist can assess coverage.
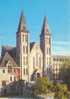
[54,83,69,99]
[60,58,70,89]
[32,77,53,96]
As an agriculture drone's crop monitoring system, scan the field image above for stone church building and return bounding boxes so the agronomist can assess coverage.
[0,12,69,88]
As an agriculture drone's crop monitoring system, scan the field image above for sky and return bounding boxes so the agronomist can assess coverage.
[0,0,70,55]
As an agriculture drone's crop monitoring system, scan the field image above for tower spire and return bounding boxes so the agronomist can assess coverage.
[41,16,49,34]
[40,16,51,77]
[18,11,27,32]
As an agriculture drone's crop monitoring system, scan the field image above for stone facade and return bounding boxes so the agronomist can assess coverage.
[0,12,70,88]
[52,55,70,81]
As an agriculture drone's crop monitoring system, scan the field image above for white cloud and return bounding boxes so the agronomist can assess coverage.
[53,41,70,46]
[52,41,70,55]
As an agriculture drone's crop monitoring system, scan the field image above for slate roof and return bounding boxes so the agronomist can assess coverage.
[1,46,16,63]
[30,42,35,51]
[17,12,28,33]
[0,42,39,66]
[0,52,17,67]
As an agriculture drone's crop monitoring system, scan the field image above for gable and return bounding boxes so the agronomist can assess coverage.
[0,52,17,67]
[30,43,42,55]
[1,46,16,62]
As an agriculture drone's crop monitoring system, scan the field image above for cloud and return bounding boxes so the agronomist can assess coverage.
[52,40,70,55]
[52,41,70,46]
[52,49,70,55]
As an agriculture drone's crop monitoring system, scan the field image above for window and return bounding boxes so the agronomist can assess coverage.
[49,57,51,64]
[10,76,12,81]
[53,58,56,61]
[26,68,28,75]
[23,56,25,65]
[36,59,38,66]
[24,68,25,75]
[37,73,40,78]
[14,69,16,73]
[8,66,12,73]
[2,81,6,86]
[47,57,50,65]
[39,57,41,68]
[3,69,5,73]
[23,68,28,75]
[49,48,51,54]
[49,38,51,44]
[36,53,38,66]
[26,56,28,65]
[22,35,28,42]
[23,56,28,65]
[46,48,51,55]
[14,77,16,81]
[23,46,28,54]
[26,46,28,53]
[25,35,28,42]
[33,57,35,69]
[47,48,48,54]
[23,46,25,53]
[23,35,24,41]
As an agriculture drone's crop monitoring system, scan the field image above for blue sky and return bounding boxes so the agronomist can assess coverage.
[0,0,70,55]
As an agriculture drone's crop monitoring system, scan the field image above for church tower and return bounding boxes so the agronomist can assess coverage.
[40,16,51,76]
[16,12,29,81]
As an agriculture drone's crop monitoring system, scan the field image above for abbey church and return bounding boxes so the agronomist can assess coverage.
[0,12,69,87]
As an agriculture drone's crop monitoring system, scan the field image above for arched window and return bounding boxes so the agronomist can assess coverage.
[10,76,12,81]
[24,68,25,75]
[25,35,28,42]
[26,56,28,65]
[23,56,25,65]
[36,53,38,66]
[39,57,41,68]
[37,73,40,78]
[26,68,28,75]
[33,57,35,69]
[23,46,25,53]
[22,35,24,41]
[49,48,51,54]
[26,46,28,53]
[14,76,16,81]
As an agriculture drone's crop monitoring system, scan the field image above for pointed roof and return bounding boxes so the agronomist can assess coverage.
[17,11,27,33]
[41,16,50,35]
[1,46,16,61]
[0,52,17,67]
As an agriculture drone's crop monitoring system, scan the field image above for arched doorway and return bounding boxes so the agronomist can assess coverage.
[37,73,41,78]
